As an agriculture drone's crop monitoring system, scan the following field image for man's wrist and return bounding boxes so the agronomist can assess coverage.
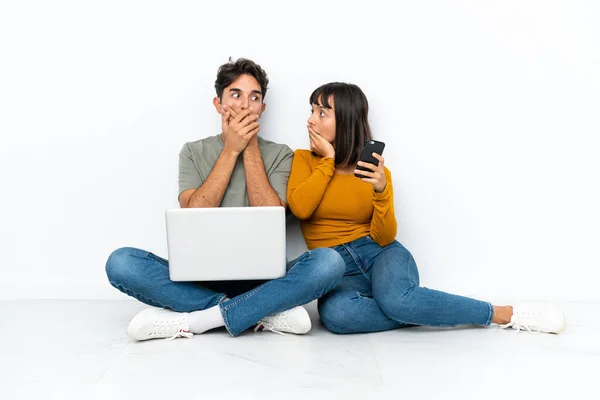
[244,140,260,155]
[221,146,242,158]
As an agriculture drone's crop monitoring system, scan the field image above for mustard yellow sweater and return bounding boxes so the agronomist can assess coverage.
[287,149,397,249]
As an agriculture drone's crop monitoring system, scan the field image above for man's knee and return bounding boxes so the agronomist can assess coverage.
[307,248,345,283]
[105,247,140,285]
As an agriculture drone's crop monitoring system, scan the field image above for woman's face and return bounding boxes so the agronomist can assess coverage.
[308,95,336,144]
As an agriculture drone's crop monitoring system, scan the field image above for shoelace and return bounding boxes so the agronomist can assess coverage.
[166,330,194,341]
[253,311,292,336]
[254,322,286,336]
[499,315,541,334]
[149,319,193,340]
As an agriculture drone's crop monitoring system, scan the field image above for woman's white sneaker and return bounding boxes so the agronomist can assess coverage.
[127,308,193,341]
[500,302,566,334]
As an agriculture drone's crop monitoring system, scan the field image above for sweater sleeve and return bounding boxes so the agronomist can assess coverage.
[369,167,397,246]
[287,150,335,220]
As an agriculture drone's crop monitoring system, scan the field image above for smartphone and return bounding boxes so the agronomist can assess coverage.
[354,140,386,178]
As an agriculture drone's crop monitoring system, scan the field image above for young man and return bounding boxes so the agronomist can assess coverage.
[106,58,345,340]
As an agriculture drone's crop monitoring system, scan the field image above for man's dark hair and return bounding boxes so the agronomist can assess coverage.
[309,82,373,166]
[214,57,269,101]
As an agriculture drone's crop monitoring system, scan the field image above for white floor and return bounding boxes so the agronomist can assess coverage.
[0,300,598,400]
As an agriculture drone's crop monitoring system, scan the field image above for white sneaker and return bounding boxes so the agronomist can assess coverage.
[500,302,566,334]
[253,306,312,335]
[127,308,194,341]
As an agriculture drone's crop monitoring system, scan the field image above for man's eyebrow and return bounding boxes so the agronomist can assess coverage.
[229,88,263,96]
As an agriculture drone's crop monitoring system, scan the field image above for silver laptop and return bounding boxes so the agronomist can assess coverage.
[165,206,287,281]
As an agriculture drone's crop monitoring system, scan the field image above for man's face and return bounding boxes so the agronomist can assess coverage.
[213,74,266,117]
[308,95,336,143]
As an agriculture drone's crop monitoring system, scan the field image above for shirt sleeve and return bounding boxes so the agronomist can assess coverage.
[287,150,335,220]
[369,167,397,246]
[267,145,294,204]
[178,143,203,197]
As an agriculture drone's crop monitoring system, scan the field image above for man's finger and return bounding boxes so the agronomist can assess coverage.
[230,104,242,115]
[221,110,230,128]
[240,121,260,136]
[231,108,254,125]
[228,105,239,119]
[235,112,258,129]
[245,125,260,139]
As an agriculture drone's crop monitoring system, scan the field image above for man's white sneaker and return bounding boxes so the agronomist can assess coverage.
[254,306,312,335]
[499,302,566,334]
[127,308,194,341]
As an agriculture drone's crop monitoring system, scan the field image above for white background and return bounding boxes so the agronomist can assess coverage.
[1,0,598,302]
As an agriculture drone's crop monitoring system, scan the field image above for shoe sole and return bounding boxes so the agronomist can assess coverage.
[554,313,567,334]
[126,308,158,341]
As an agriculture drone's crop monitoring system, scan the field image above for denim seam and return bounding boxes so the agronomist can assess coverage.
[219,251,311,337]
[376,295,495,328]
[109,280,171,310]
[146,251,169,266]
[219,297,238,337]
[108,279,225,313]
[485,302,494,326]
[221,279,272,336]
[221,250,310,312]
[213,293,227,308]
[284,250,309,274]
[341,243,371,282]
[376,285,464,328]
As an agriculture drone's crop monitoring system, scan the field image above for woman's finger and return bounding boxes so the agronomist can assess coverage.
[360,177,377,185]
[357,161,378,172]
[355,169,375,178]
[372,153,385,165]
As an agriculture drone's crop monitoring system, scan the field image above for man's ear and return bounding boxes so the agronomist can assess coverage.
[261,102,266,114]
[213,97,223,113]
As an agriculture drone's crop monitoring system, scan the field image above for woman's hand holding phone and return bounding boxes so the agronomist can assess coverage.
[355,153,387,193]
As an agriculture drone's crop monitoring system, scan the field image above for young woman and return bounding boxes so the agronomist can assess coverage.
[287,82,565,335]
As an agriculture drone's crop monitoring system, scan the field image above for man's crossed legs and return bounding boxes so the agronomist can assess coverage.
[106,247,344,340]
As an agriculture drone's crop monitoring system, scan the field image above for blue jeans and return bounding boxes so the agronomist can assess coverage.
[106,247,345,336]
[318,236,493,334]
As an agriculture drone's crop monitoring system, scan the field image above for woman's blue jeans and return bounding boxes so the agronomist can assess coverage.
[318,236,494,334]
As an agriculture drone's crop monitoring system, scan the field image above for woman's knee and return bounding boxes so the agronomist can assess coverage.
[373,245,420,290]
[374,286,416,322]
[380,243,413,268]
[317,295,354,334]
